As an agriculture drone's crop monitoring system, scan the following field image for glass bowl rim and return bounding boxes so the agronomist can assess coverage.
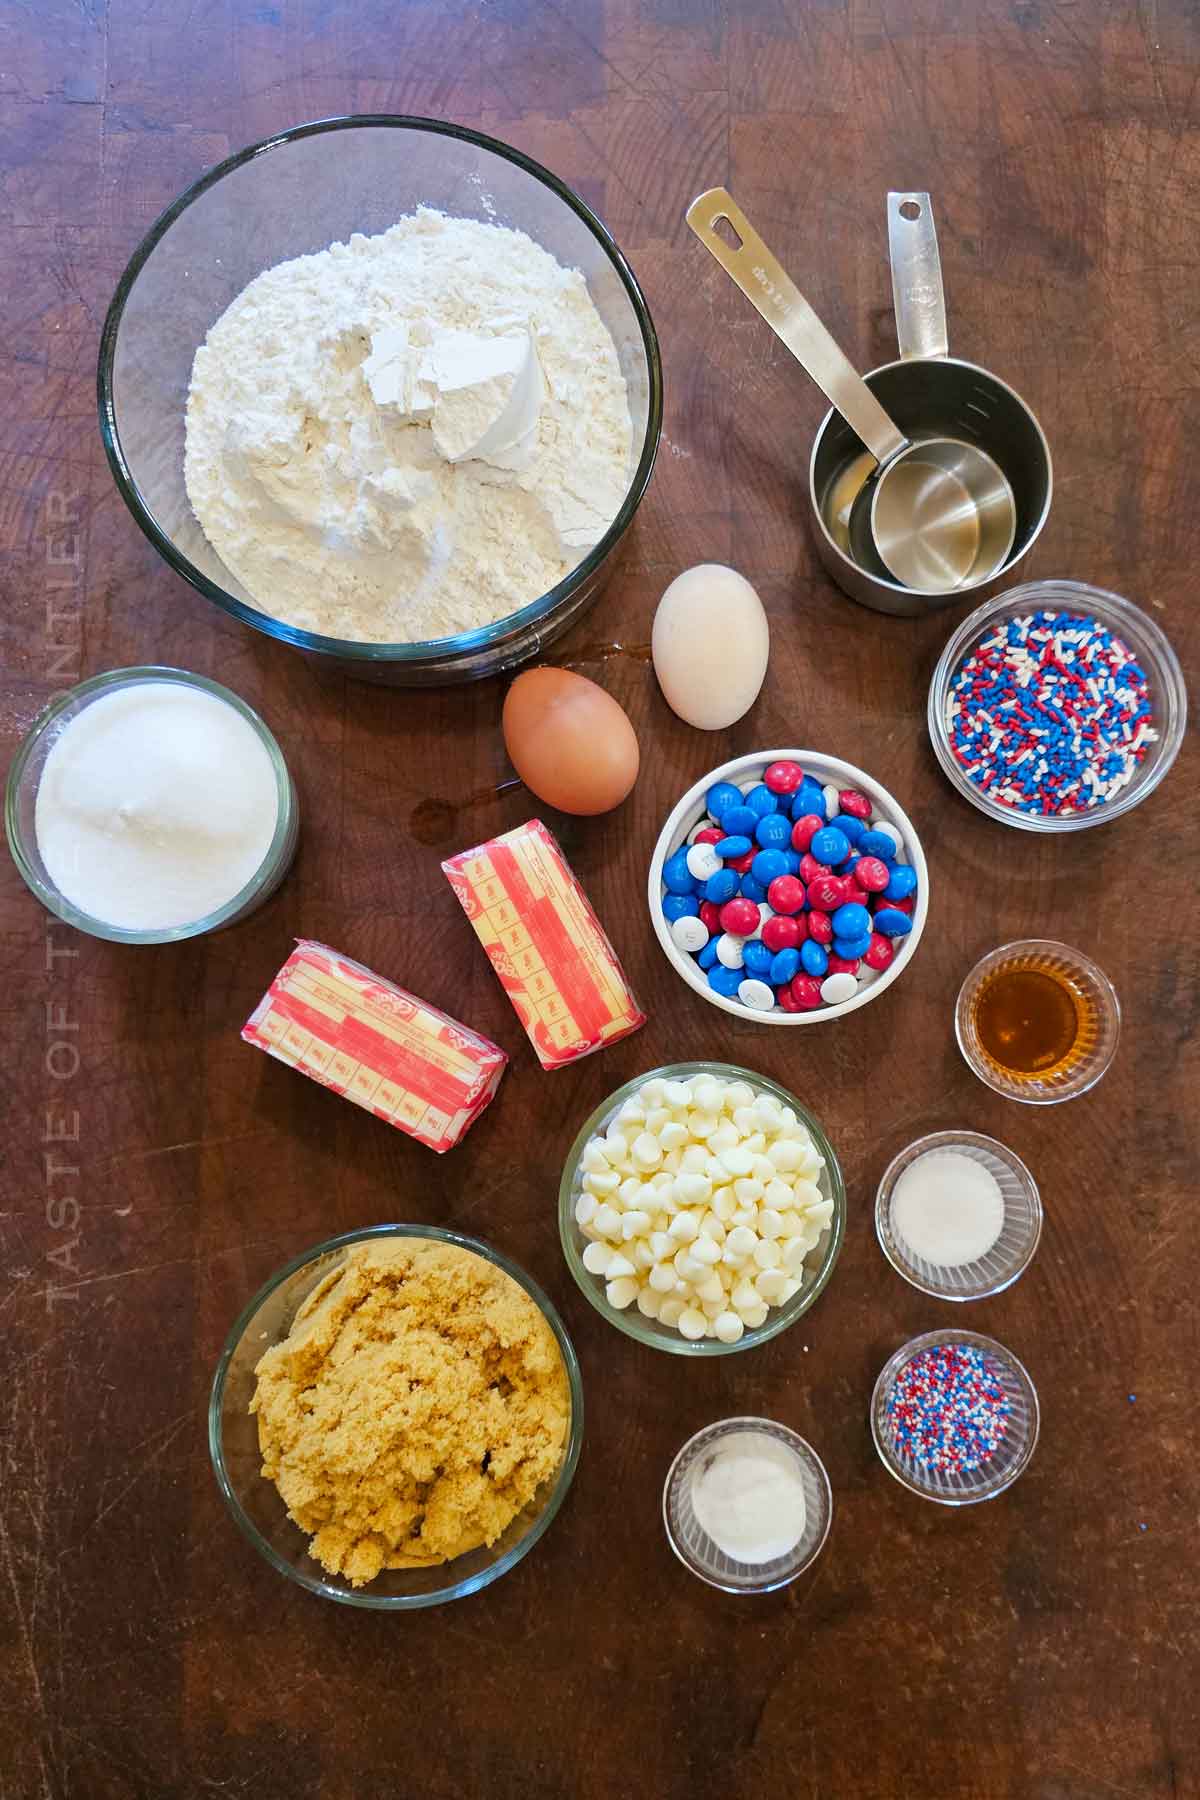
[873,1127,1044,1301]
[870,1326,1040,1505]
[5,664,296,944]
[207,1222,585,1609]
[96,112,664,665]
[557,1061,846,1354]
[661,1415,834,1593]
[926,579,1187,832]
[954,936,1121,1105]
[646,749,929,1025]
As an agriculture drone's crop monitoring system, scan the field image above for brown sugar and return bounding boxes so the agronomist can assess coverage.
[251,1238,571,1587]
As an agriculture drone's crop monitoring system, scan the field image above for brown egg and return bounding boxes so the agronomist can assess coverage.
[502,667,640,815]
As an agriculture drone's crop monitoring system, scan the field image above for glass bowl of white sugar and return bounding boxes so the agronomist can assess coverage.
[558,1063,846,1355]
[98,117,662,685]
[6,666,298,943]
[663,1418,833,1592]
[874,1130,1043,1301]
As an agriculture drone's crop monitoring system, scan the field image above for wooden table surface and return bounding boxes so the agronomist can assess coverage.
[3,2,1197,1796]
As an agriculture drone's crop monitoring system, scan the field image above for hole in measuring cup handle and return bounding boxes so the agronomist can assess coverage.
[899,199,922,222]
[712,214,743,251]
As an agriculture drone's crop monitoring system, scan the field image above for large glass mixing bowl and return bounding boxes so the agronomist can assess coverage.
[98,116,662,684]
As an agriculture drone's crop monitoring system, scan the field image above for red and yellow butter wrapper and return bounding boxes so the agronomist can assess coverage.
[241,940,506,1152]
[442,819,646,1070]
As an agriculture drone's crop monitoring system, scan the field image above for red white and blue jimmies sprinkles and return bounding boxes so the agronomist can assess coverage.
[886,1342,1011,1476]
[945,611,1157,818]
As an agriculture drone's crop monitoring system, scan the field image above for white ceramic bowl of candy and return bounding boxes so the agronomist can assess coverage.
[647,751,928,1023]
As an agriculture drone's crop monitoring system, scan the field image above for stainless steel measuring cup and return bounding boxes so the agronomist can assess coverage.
[809,192,1053,617]
[686,188,1016,593]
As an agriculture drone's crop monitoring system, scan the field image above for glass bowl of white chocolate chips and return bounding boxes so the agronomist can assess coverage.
[98,116,662,684]
[558,1065,846,1355]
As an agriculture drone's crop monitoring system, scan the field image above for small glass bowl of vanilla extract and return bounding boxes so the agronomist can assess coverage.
[955,940,1121,1104]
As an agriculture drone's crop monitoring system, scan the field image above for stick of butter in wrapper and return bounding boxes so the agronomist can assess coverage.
[241,941,507,1152]
[442,819,646,1070]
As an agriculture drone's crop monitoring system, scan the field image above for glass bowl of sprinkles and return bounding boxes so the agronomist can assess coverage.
[875,1130,1043,1301]
[871,1329,1040,1504]
[927,581,1186,831]
[956,939,1121,1104]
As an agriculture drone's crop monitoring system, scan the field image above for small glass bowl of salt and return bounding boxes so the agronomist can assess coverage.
[875,1130,1042,1302]
[662,1418,832,1593]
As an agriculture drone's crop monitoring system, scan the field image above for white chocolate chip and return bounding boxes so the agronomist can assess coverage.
[575,1194,597,1227]
[648,1262,677,1293]
[582,1242,614,1275]
[714,1311,744,1344]
[621,1209,652,1240]
[725,1225,758,1258]
[606,1252,636,1280]
[678,1307,707,1341]
[636,1285,662,1319]
[755,1269,790,1305]
[658,1295,685,1327]
[606,1276,639,1309]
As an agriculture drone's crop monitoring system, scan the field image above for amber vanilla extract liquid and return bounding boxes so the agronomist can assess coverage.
[972,961,1093,1078]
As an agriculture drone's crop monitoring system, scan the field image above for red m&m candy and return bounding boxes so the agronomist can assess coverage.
[699,901,722,934]
[776,982,801,1012]
[761,913,804,952]
[864,933,894,971]
[808,873,849,911]
[807,909,833,945]
[791,813,825,852]
[826,953,861,975]
[725,849,756,873]
[766,874,805,915]
[693,827,723,845]
[764,761,804,795]
[854,856,890,893]
[799,853,831,885]
[789,974,824,1010]
[719,897,759,936]
[838,789,872,819]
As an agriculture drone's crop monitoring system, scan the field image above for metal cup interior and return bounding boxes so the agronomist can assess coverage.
[810,357,1051,617]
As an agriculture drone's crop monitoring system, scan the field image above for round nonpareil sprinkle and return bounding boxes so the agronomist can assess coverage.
[945,610,1158,817]
[885,1343,1010,1474]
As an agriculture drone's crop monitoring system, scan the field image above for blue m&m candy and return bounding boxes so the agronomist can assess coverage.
[831,901,871,940]
[800,939,829,978]
[754,812,792,850]
[744,783,779,817]
[741,939,774,978]
[706,781,744,821]
[883,863,918,902]
[858,829,896,861]
[750,848,789,887]
[662,893,699,923]
[830,813,865,846]
[833,933,872,960]
[662,849,696,894]
[810,826,851,867]
[714,834,753,859]
[707,963,743,998]
[704,868,739,905]
[792,778,826,820]
[719,804,759,838]
[739,876,768,905]
[697,939,720,969]
[769,947,801,985]
[873,907,914,937]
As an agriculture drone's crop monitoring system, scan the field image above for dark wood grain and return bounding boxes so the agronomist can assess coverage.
[2,3,1197,1796]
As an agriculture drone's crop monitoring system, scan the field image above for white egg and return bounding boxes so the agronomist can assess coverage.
[651,564,769,730]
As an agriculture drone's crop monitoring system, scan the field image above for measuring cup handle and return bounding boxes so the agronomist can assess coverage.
[888,192,949,361]
[686,188,907,467]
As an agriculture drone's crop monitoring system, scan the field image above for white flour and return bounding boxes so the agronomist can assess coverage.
[184,209,634,644]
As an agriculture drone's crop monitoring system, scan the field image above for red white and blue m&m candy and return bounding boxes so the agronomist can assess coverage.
[661,766,919,1013]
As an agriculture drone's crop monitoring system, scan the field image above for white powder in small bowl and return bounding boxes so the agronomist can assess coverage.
[891,1149,1005,1269]
[34,682,279,932]
[690,1431,807,1565]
